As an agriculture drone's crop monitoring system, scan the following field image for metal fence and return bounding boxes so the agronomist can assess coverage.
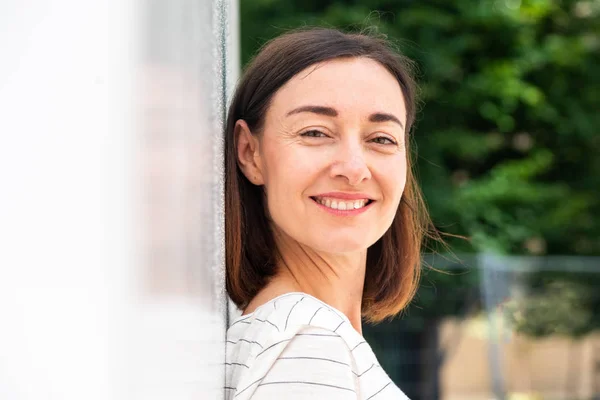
[365,254,600,400]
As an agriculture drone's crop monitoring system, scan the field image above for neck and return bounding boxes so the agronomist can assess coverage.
[270,236,366,335]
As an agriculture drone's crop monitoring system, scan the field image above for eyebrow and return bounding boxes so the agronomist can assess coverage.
[286,105,404,129]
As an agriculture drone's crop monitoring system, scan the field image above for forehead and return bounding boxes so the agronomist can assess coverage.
[269,57,406,120]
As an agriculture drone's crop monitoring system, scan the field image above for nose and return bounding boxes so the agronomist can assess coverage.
[329,143,372,186]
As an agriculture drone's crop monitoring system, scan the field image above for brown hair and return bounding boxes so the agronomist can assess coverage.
[225,27,435,323]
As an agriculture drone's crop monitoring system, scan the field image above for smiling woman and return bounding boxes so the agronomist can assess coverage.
[224,27,435,399]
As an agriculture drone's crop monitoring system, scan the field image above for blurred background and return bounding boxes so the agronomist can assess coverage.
[239,1,600,399]
[1,1,598,400]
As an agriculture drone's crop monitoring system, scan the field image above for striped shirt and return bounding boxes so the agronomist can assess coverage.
[225,292,410,399]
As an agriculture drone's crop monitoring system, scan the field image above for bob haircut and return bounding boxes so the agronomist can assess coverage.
[225,27,434,323]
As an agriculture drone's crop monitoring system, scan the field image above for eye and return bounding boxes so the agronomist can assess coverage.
[370,136,397,145]
[300,129,328,138]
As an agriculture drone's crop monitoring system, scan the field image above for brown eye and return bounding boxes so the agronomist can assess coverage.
[301,130,328,138]
[371,136,397,145]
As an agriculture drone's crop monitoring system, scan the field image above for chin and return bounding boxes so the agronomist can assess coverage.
[307,237,373,255]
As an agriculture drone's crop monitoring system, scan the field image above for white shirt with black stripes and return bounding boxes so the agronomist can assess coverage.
[225,292,410,399]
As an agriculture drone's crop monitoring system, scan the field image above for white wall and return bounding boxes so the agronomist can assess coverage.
[0,1,237,399]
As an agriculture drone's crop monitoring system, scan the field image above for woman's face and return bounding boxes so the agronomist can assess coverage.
[249,57,407,254]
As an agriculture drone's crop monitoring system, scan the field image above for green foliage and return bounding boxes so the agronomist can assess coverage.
[504,279,593,337]
[240,0,600,331]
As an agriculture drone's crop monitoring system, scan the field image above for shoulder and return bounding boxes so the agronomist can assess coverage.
[227,293,360,357]
[226,293,358,370]
[227,323,359,399]
[226,294,358,393]
[227,293,353,343]
[226,293,409,399]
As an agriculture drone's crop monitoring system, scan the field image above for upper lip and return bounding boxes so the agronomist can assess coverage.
[312,192,374,201]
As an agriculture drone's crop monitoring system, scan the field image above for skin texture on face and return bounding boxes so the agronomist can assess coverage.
[238,57,408,256]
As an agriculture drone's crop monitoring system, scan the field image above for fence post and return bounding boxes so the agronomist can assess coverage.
[479,252,507,400]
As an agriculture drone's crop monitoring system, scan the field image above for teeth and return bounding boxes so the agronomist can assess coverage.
[314,197,369,211]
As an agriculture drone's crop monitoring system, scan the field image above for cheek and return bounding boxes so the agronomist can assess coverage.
[262,147,324,235]
[397,159,408,194]
[376,155,408,202]
[263,145,324,192]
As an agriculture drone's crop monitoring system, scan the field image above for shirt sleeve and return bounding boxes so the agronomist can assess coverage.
[249,326,359,399]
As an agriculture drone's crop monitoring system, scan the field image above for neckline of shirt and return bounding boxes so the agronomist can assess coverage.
[233,291,351,325]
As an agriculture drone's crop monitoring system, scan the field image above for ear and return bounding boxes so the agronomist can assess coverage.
[235,119,265,185]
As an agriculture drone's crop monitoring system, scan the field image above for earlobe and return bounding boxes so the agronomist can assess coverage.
[235,119,264,185]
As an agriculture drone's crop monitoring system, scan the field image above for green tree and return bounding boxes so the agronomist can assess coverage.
[241,0,599,254]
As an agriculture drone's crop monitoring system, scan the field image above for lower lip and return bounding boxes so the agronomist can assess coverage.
[311,198,374,216]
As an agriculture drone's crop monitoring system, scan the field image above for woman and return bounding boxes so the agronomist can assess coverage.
[224,28,434,399]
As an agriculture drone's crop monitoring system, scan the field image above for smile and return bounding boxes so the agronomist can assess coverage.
[312,196,371,210]
[310,196,374,215]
